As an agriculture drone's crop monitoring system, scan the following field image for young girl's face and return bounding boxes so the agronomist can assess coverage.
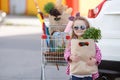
[73,20,87,37]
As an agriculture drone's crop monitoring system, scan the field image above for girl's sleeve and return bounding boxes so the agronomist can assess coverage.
[95,44,102,65]
[92,44,102,80]
[92,72,99,80]
[64,47,71,62]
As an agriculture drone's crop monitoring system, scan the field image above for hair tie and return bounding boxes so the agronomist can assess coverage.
[75,12,80,19]
[76,12,80,17]
[69,16,75,21]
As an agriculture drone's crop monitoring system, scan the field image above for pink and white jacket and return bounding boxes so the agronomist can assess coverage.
[64,43,102,80]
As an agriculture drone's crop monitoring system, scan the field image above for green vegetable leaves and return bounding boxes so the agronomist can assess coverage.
[44,2,54,14]
[82,27,102,42]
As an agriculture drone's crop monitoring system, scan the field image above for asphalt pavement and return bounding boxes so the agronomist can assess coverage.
[0,15,69,80]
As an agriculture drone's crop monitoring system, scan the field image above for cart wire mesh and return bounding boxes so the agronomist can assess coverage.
[41,33,70,65]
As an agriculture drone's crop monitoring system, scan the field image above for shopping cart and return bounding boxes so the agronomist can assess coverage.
[40,31,70,80]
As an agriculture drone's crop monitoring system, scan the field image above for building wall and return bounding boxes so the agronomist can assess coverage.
[26,0,65,15]
[66,0,79,16]
[9,0,26,15]
[0,0,9,14]
[79,0,102,16]
[0,0,1,10]
[26,0,37,15]
[0,0,102,16]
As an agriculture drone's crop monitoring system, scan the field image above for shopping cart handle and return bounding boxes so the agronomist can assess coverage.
[41,34,47,39]
[66,35,70,40]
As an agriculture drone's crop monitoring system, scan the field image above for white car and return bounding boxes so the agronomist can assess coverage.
[87,0,120,80]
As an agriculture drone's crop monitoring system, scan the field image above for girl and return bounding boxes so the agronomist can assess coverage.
[64,12,102,80]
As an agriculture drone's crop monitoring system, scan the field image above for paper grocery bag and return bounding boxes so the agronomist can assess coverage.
[48,14,70,35]
[70,39,98,75]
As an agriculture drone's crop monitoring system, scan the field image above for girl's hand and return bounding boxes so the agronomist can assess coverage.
[87,57,96,66]
[70,55,80,62]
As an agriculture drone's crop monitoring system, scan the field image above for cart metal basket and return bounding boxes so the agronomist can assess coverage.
[40,32,70,80]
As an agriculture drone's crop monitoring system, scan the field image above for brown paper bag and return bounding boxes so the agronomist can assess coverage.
[49,14,70,35]
[70,39,98,75]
